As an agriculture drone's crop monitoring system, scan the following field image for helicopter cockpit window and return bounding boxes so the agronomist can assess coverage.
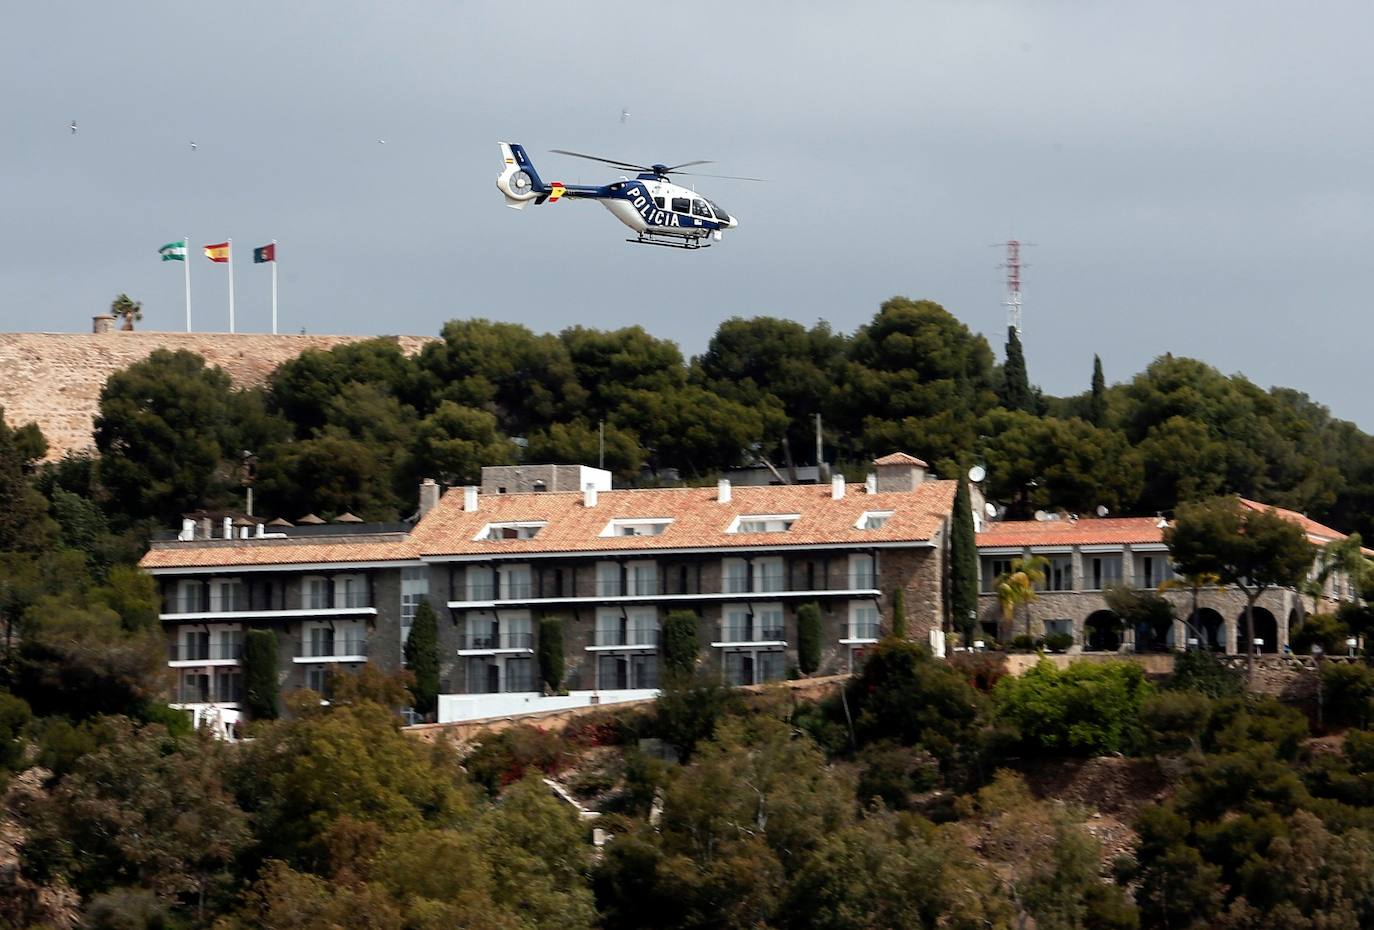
[671,197,691,213]
[707,200,730,223]
[691,199,712,218]
[653,196,665,208]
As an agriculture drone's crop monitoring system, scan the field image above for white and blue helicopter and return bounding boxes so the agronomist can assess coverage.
[496,143,759,249]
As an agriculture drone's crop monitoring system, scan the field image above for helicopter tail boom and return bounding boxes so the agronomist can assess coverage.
[496,142,550,209]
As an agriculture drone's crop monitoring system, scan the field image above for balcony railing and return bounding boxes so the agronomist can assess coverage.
[453,575,885,603]
[460,632,535,650]
[848,572,877,590]
[168,642,243,662]
[593,629,660,648]
[721,625,786,643]
[172,683,243,704]
[295,638,369,659]
[165,596,248,615]
[464,581,534,600]
[848,623,880,641]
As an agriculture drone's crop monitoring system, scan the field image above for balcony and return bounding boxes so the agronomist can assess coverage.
[716,624,786,646]
[168,642,242,664]
[446,574,883,609]
[293,637,369,662]
[842,622,881,644]
[458,631,535,654]
[171,682,242,705]
[464,581,534,601]
[848,572,877,590]
[589,629,660,650]
[161,598,376,622]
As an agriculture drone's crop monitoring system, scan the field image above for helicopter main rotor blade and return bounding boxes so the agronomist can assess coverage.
[673,170,769,182]
[549,149,650,172]
[659,159,714,172]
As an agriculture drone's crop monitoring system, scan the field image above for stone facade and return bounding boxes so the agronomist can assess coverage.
[0,330,433,460]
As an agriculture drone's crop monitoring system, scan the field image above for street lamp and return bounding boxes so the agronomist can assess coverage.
[1348,637,1359,658]
[1312,644,1325,729]
[1253,637,1264,656]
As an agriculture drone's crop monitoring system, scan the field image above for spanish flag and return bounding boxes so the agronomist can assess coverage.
[204,242,230,263]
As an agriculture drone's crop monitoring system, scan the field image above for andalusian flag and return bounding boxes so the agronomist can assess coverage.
[204,242,230,263]
[158,240,187,262]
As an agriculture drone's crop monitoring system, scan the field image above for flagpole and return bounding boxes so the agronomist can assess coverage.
[184,234,192,332]
[227,238,235,333]
[271,239,278,335]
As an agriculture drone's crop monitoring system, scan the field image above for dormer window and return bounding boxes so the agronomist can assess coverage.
[729,514,799,534]
[857,511,894,530]
[476,521,546,541]
[602,518,673,538]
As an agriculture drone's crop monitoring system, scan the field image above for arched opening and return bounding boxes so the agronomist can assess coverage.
[1188,608,1225,651]
[1084,610,1122,652]
[1135,611,1173,653]
[1235,606,1279,654]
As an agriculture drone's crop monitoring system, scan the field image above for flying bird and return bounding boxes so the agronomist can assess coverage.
[377,138,386,145]
[189,141,197,151]
[620,108,630,124]
[69,120,77,135]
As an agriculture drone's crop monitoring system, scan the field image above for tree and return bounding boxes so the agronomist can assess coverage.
[890,588,908,638]
[999,325,1033,412]
[994,660,1152,756]
[1166,497,1313,675]
[267,338,420,438]
[1160,570,1223,644]
[526,419,644,480]
[1303,534,1367,615]
[538,617,564,693]
[243,629,280,720]
[404,601,439,716]
[995,555,1049,643]
[661,610,699,679]
[949,476,978,643]
[256,433,400,521]
[110,293,142,330]
[409,401,518,486]
[0,409,57,552]
[797,602,822,675]
[1089,354,1107,426]
[1104,585,1174,653]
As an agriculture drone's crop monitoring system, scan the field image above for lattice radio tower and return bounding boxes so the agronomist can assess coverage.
[1002,239,1024,334]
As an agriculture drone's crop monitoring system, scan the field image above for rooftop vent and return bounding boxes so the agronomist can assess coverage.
[717,478,732,504]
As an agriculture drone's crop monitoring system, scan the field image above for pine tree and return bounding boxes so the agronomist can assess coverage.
[1089,354,1107,426]
[537,617,564,693]
[797,602,822,674]
[950,475,980,645]
[661,610,700,680]
[404,600,440,715]
[999,326,1033,412]
[242,629,280,720]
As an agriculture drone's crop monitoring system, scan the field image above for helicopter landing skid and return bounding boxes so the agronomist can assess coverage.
[627,233,712,250]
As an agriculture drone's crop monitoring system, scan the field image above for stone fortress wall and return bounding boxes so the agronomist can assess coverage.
[0,328,435,460]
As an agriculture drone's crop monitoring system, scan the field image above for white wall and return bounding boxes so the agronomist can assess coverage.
[437,689,658,723]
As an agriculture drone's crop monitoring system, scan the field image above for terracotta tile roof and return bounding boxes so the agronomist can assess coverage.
[408,481,957,558]
[140,537,418,570]
[1237,499,1350,545]
[874,452,929,467]
[977,516,1166,549]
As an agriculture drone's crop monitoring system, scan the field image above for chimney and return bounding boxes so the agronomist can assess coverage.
[92,315,114,334]
[178,518,195,541]
[717,478,732,503]
[864,473,877,495]
[198,516,212,540]
[255,522,265,538]
[873,453,928,492]
[463,486,479,512]
[418,478,442,519]
[584,483,598,508]
[222,517,232,539]
[831,474,846,500]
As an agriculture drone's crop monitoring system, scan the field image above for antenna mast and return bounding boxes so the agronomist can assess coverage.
[1003,239,1023,335]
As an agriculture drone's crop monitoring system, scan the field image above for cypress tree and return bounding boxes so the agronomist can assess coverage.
[404,600,440,715]
[242,629,279,720]
[1089,354,1107,426]
[661,610,700,680]
[537,617,564,693]
[797,602,822,674]
[999,326,1033,412]
[891,589,907,638]
[950,475,980,645]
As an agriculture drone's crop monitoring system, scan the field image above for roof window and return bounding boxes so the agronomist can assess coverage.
[729,514,799,534]
[476,521,546,541]
[857,511,894,530]
[601,518,673,538]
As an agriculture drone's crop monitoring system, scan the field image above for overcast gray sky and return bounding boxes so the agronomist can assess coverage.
[4,2,1373,426]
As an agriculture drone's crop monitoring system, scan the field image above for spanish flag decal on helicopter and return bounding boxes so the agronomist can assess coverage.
[547,183,567,203]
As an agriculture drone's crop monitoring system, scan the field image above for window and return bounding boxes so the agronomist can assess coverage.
[982,558,1013,593]
[476,522,545,541]
[1090,555,1123,590]
[754,557,785,593]
[183,630,210,661]
[722,604,783,642]
[849,601,880,640]
[303,576,329,610]
[466,567,495,600]
[217,628,243,661]
[596,562,622,597]
[499,564,532,599]
[707,200,730,223]
[595,607,658,646]
[399,566,428,646]
[691,199,712,218]
[505,657,534,692]
[725,649,784,685]
[1046,556,1074,592]
[857,511,894,530]
[209,579,245,612]
[308,626,335,658]
[602,518,673,537]
[730,514,799,534]
[849,553,876,589]
[626,561,658,596]
[335,574,368,608]
[306,666,330,694]
[1139,555,1176,589]
[671,197,691,213]
[463,611,532,650]
[1044,619,1073,640]
[722,558,749,594]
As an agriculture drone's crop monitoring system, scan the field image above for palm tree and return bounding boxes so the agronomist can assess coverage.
[1160,571,1222,647]
[1302,535,1368,616]
[111,293,142,331]
[995,555,1049,644]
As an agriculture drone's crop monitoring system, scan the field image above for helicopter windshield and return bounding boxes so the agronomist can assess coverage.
[707,199,730,223]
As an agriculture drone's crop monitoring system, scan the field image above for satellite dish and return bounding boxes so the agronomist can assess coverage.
[1034,510,1049,522]
[968,464,987,483]
[984,502,998,518]
[1095,505,1109,517]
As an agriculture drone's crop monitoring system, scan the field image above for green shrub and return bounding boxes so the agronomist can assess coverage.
[1321,662,1374,729]
[1043,632,1074,653]
[847,638,985,764]
[797,602,822,675]
[1167,649,1243,699]
[242,629,280,720]
[464,724,566,795]
[1010,634,1038,652]
[994,659,1152,756]
[1291,612,1350,656]
[1142,690,1213,755]
[0,692,32,776]
[538,617,565,693]
[660,610,699,679]
[855,741,940,809]
[948,651,1010,692]
[403,600,440,715]
[653,671,736,762]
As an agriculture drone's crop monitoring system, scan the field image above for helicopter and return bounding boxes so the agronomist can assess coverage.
[495,142,759,249]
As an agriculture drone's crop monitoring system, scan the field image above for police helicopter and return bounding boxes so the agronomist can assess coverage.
[496,143,760,249]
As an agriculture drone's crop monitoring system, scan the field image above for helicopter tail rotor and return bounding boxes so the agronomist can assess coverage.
[496,142,548,209]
